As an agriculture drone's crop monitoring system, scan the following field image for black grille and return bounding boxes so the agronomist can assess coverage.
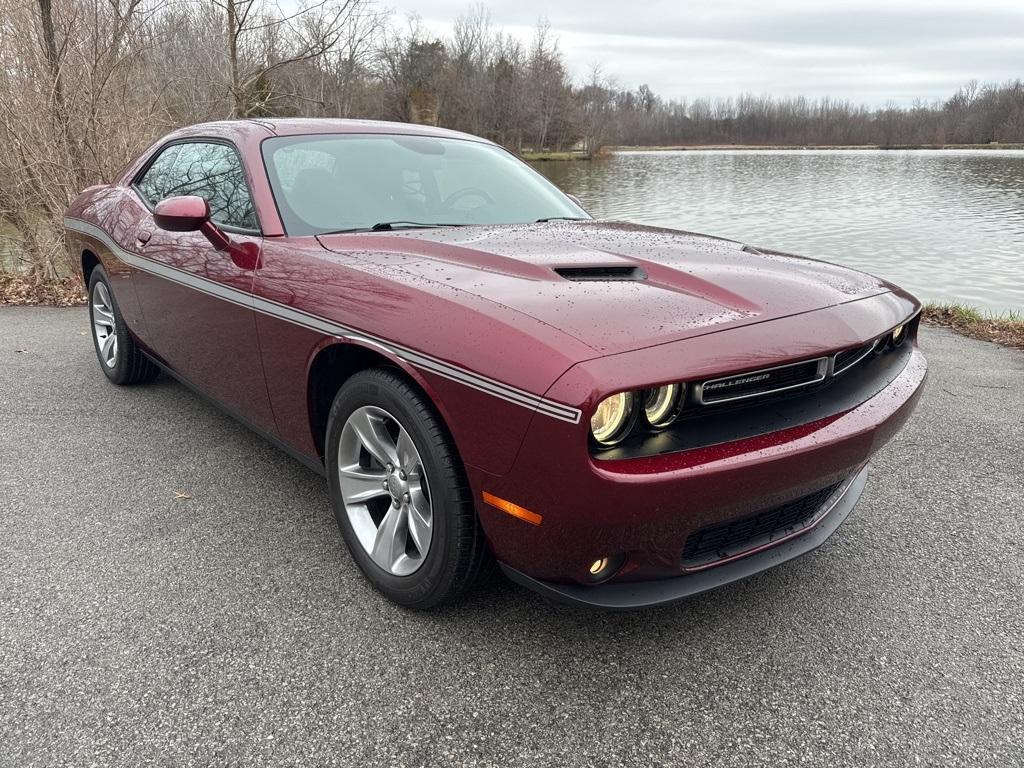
[834,342,875,374]
[682,481,844,567]
[701,359,822,403]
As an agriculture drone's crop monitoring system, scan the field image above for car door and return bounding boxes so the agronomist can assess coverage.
[129,140,276,433]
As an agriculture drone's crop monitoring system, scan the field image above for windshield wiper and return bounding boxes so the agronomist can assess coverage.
[535,216,588,223]
[371,221,467,231]
[318,222,468,236]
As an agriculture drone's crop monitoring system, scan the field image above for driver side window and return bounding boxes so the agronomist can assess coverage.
[136,141,258,231]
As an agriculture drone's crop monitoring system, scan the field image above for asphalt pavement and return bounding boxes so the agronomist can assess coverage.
[1,307,1022,767]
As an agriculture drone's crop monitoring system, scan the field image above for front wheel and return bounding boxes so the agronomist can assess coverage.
[88,265,159,385]
[325,368,486,608]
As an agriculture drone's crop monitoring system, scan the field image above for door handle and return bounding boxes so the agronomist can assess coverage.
[136,229,152,245]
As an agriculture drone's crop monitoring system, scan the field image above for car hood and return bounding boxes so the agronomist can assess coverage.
[317,221,893,356]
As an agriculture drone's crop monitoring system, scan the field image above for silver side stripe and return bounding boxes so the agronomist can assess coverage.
[64,217,583,424]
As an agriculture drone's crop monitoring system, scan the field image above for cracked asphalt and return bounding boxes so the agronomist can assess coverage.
[1,307,1022,767]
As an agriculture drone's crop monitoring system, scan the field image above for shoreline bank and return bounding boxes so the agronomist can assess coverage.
[521,151,591,161]
[610,143,1024,152]
[921,302,1023,350]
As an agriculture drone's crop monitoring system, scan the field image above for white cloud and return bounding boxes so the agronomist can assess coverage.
[394,0,1024,105]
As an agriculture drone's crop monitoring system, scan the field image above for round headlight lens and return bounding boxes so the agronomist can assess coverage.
[891,324,907,346]
[590,392,634,446]
[644,383,684,428]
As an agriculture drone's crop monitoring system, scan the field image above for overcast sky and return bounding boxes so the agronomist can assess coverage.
[392,0,1024,106]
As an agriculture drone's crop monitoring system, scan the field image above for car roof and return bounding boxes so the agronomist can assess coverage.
[169,118,494,145]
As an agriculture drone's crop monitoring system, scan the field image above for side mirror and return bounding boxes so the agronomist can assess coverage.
[152,195,260,270]
[154,195,210,232]
[567,193,585,209]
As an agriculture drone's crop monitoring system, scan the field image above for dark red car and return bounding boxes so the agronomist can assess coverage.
[64,119,927,609]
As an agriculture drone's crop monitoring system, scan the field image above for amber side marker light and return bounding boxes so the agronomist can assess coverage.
[482,492,543,526]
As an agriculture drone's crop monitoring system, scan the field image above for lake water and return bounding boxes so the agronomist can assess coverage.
[534,150,1024,314]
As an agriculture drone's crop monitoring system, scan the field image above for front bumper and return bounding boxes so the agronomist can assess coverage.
[499,464,867,609]
[471,341,926,602]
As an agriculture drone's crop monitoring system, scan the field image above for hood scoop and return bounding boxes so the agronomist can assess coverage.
[554,265,647,282]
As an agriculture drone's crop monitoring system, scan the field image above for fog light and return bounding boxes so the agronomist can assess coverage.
[586,553,624,583]
[891,324,907,346]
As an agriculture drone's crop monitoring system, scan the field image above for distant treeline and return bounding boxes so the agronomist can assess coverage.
[613,82,1024,148]
[2,0,1022,280]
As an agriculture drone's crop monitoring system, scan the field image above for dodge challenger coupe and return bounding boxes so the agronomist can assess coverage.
[64,119,927,609]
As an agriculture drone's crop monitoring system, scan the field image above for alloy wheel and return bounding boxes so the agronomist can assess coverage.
[337,405,433,576]
[91,281,118,368]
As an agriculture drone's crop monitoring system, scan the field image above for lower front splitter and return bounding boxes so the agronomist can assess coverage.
[499,464,869,610]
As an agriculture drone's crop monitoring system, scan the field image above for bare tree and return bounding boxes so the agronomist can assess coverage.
[577,65,616,157]
[524,21,575,151]
[211,0,361,117]
[0,0,166,279]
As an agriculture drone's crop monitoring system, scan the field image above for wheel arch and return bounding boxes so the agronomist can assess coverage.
[81,248,100,284]
[306,340,458,463]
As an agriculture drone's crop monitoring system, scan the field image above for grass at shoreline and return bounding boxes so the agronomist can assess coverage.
[3,274,1020,350]
[611,143,1024,152]
[921,302,1024,350]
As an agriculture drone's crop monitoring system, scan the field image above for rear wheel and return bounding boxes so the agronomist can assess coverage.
[88,266,159,385]
[325,368,486,608]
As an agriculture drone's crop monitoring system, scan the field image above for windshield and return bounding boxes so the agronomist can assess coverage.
[261,134,588,236]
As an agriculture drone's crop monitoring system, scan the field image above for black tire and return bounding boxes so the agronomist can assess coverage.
[325,368,487,608]
[87,265,159,385]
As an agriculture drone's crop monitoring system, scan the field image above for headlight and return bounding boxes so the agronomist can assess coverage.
[590,392,634,446]
[644,384,684,427]
[891,324,907,346]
